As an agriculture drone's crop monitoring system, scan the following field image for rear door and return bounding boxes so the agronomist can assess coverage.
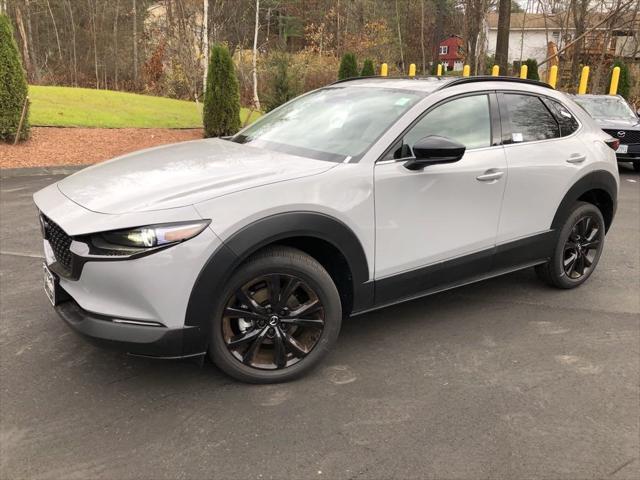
[496,92,584,255]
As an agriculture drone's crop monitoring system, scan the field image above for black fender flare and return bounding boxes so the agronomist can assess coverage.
[550,170,617,232]
[181,212,372,354]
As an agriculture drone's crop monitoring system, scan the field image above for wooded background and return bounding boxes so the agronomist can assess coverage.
[2,0,638,106]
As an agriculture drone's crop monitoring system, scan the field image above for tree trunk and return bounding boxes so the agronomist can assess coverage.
[420,0,426,74]
[251,0,261,110]
[569,0,588,89]
[66,0,78,86]
[114,0,120,90]
[133,0,138,83]
[203,0,209,94]
[14,5,32,78]
[495,0,511,74]
[395,0,405,73]
[45,0,63,62]
[87,0,99,88]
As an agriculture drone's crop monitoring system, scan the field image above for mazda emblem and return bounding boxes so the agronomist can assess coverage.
[617,131,625,138]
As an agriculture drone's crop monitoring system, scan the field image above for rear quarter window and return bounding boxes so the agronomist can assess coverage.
[544,98,580,137]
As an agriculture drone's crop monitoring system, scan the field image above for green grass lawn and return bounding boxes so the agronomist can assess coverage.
[28,85,260,128]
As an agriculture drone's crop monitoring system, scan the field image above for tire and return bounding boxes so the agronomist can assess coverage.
[209,246,342,383]
[633,162,640,173]
[535,201,605,289]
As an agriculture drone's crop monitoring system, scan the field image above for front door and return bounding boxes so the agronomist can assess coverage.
[374,93,507,304]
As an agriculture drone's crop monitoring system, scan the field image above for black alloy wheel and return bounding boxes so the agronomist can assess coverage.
[535,202,606,289]
[209,246,342,383]
[562,215,603,280]
[222,274,325,370]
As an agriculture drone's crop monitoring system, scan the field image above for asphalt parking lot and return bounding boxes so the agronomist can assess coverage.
[1,167,639,480]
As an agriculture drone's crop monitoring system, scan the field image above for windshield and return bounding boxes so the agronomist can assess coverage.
[574,96,637,121]
[232,87,424,162]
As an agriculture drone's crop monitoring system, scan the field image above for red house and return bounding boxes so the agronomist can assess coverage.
[438,35,465,71]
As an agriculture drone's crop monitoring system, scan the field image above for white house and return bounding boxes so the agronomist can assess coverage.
[484,12,639,66]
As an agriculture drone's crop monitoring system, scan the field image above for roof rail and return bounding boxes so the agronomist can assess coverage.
[330,75,553,90]
[329,75,436,85]
[439,75,553,90]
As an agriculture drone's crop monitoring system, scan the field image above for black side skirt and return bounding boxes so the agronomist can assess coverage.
[359,230,555,314]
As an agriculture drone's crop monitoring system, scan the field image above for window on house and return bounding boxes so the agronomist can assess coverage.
[439,45,448,55]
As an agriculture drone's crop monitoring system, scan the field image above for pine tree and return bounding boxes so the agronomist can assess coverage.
[0,14,30,143]
[338,53,359,80]
[524,58,539,80]
[265,53,298,112]
[361,59,375,77]
[203,43,241,138]
[611,61,631,99]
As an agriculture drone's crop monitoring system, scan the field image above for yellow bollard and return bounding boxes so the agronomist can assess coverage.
[409,63,416,77]
[548,65,558,89]
[578,66,589,94]
[491,65,499,76]
[609,66,620,95]
[462,65,470,77]
[380,63,388,77]
[520,64,528,79]
[436,64,443,76]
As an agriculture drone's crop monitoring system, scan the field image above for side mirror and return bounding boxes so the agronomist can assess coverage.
[404,135,466,171]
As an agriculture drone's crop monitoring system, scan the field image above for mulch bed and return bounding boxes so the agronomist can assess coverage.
[0,127,204,169]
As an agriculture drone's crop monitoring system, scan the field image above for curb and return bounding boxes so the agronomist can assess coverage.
[1,165,86,179]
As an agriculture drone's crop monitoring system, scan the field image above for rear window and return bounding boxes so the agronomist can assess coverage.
[503,94,560,143]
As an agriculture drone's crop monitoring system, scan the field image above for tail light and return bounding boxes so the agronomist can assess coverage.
[605,138,619,151]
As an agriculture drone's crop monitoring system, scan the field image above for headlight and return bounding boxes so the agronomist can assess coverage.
[98,221,210,249]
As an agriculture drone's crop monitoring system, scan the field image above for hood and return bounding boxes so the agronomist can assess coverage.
[57,139,336,214]
[593,117,640,130]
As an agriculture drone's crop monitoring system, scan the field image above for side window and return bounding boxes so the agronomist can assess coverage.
[503,93,560,143]
[544,98,579,137]
[386,94,491,160]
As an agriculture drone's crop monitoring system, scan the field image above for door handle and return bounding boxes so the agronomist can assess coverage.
[567,153,587,164]
[476,170,504,182]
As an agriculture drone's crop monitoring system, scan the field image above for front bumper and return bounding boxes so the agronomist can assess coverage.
[616,143,640,162]
[55,299,205,358]
[34,182,224,357]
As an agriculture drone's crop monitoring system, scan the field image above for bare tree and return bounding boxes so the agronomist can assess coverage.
[133,0,138,83]
[45,0,63,62]
[395,0,404,72]
[203,0,209,93]
[420,0,426,73]
[251,0,261,110]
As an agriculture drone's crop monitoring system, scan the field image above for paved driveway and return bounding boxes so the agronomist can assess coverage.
[1,168,638,479]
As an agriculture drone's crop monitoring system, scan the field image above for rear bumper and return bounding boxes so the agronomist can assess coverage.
[55,299,206,359]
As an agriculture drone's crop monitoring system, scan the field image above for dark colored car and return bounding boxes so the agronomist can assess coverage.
[573,94,640,172]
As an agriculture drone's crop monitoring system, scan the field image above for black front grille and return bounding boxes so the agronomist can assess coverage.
[603,129,640,145]
[42,215,73,273]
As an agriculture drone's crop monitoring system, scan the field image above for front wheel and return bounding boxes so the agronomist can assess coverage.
[535,202,605,289]
[209,246,342,383]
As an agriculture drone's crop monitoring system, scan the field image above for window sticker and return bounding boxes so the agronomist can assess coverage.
[512,132,523,142]
[395,97,411,106]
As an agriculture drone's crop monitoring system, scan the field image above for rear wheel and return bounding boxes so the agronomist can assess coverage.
[535,202,605,289]
[633,161,640,172]
[209,246,342,383]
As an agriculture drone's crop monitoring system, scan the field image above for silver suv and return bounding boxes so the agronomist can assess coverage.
[35,77,619,383]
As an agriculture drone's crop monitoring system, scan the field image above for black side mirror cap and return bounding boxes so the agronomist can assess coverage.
[404,135,466,171]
